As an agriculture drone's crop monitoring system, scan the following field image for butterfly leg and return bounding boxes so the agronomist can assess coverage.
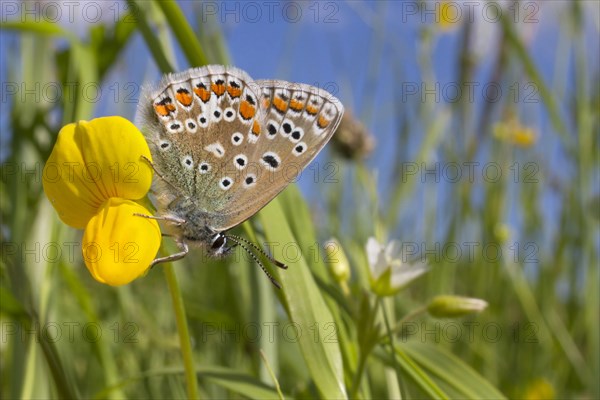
[150,241,189,267]
[140,155,180,191]
[133,213,185,225]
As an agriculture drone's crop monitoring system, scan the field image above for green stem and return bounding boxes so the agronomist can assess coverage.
[156,0,208,67]
[128,0,174,73]
[259,349,284,400]
[379,297,404,398]
[164,264,200,399]
[349,296,381,399]
[379,306,427,344]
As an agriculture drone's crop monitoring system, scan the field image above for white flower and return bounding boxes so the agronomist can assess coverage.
[366,237,429,296]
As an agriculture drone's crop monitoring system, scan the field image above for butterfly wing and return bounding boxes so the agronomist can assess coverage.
[138,65,260,212]
[138,66,344,231]
[212,80,344,230]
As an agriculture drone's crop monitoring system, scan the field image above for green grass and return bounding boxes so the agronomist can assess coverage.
[1,1,598,399]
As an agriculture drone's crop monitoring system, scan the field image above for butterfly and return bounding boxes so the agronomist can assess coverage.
[136,65,344,287]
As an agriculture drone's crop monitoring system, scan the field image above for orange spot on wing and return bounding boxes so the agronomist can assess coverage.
[305,104,319,115]
[252,120,261,136]
[227,85,242,98]
[273,97,288,113]
[211,82,226,96]
[317,115,331,129]
[239,100,256,120]
[290,99,304,112]
[176,91,192,106]
[154,104,170,116]
[262,98,271,108]
[194,85,211,102]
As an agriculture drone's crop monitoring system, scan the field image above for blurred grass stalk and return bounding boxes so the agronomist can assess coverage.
[1,1,597,399]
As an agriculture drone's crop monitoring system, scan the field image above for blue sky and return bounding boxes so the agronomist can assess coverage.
[1,1,598,246]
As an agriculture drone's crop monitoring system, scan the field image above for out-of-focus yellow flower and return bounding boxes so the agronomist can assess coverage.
[43,116,161,286]
[83,198,160,286]
[43,117,154,228]
[366,237,428,297]
[427,295,488,318]
[494,223,512,244]
[521,378,555,400]
[493,118,537,148]
[437,1,460,32]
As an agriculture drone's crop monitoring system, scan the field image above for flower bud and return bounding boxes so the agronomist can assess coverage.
[427,295,488,318]
[324,238,351,283]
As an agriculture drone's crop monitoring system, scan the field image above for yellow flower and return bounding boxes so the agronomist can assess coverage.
[512,127,536,147]
[493,118,537,148]
[438,1,460,32]
[83,198,161,286]
[43,117,154,228]
[521,378,555,400]
[43,116,161,285]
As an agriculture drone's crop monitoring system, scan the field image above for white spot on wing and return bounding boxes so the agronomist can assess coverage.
[219,177,233,190]
[223,107,236,122]
[293,142,307,156]
[158,140,171,151]
[182,155,194,169]
[289,127,304,143]
[198,162,211,174]
[167,120,184,134]
[233,154,248,170]
[243,173,257,188]
[204,142,225,158]
[197,114,209,128]
[231,132,244,145]
[185,118,197,133]
[261,151,281,171]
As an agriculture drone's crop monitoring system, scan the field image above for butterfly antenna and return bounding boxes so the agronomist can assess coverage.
[226,234,288,269]
[225,235,282,289]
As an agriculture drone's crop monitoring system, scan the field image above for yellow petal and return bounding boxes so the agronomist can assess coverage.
[43,122,105,228]
[43,116,153,228]
[82,198,161,286]
[77,116,153,200]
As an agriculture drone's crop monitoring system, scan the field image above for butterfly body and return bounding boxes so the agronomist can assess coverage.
[137,65,344,267]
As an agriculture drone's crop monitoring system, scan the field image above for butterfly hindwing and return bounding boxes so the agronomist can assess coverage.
[211,80,344,230]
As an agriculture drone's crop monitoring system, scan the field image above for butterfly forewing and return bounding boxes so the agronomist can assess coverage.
[138,65,344,232]
[140,66,260,211]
